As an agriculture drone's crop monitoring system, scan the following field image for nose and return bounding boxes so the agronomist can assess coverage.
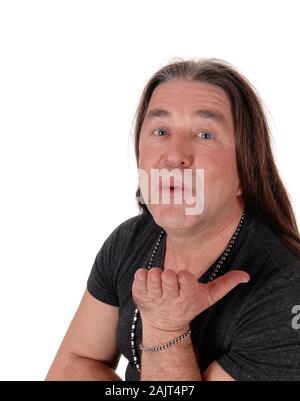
[163,135,193,168]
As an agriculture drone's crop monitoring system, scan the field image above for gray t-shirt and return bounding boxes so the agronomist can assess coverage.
[87,210,300,381]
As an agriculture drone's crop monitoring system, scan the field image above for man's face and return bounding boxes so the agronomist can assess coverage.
[138,80,243,230]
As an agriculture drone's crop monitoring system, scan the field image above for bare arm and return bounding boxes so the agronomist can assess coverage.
[140,324,201,381]
[141,323,235,380]
[141,329,235,381]
[45,289,122,381]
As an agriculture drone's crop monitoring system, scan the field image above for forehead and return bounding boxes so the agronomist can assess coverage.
[147,80,233,122]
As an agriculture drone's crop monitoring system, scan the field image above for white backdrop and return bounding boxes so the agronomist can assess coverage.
[0,0,299,380]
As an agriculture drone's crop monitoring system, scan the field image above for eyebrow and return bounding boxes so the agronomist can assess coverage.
[144,107,228,127]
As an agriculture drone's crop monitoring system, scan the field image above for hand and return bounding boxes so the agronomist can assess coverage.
[132,267,250,332]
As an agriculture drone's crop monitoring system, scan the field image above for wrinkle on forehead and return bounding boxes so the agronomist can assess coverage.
[147,81,234,132]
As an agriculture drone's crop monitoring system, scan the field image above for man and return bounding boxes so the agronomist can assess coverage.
[46,59,300,381]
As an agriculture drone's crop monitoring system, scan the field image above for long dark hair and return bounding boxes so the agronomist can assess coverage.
[132,58,300,257]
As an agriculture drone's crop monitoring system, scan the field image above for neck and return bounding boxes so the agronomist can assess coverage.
[163,201,245,278]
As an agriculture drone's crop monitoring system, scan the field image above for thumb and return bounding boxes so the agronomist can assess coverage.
[205,270,250,308]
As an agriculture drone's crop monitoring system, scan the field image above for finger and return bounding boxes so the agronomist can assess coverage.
[146,267,162,298]
[205,270,250,308]
[177,270,198,298]
[132,268,148,298]
[161,269,179,299]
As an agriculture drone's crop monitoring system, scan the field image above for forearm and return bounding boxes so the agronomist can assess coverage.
[140,325,202,381]
[45,353,122,381]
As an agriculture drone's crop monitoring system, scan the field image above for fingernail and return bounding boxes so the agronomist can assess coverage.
[242,274,250,283]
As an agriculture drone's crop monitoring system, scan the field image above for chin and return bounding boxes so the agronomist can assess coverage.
[148,203,201,230]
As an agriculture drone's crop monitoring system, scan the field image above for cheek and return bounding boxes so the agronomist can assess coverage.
[138,144,160,170]
[138,148,150,170]
[200,147,239,187]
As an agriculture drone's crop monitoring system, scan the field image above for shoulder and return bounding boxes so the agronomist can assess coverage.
[107,212,158,244]
[228,213,300,327]
[224,212,300,320]
[250,214,300,284]
[87,212,158,305]
[96,212,160,270]
[216,215,300,380]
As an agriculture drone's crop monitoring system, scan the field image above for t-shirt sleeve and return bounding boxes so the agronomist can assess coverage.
[218,270,300,381]
[87,230,120,307]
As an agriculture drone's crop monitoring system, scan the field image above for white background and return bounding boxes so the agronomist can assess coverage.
[0,0,299,380]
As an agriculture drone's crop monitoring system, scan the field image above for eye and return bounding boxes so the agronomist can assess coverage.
[198,130,214,140]
[153,128,168,137]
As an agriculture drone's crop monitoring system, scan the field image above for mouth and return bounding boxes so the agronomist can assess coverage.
[160,183,186,191]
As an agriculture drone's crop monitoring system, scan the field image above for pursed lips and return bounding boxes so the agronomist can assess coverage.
[159,180,191,191]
